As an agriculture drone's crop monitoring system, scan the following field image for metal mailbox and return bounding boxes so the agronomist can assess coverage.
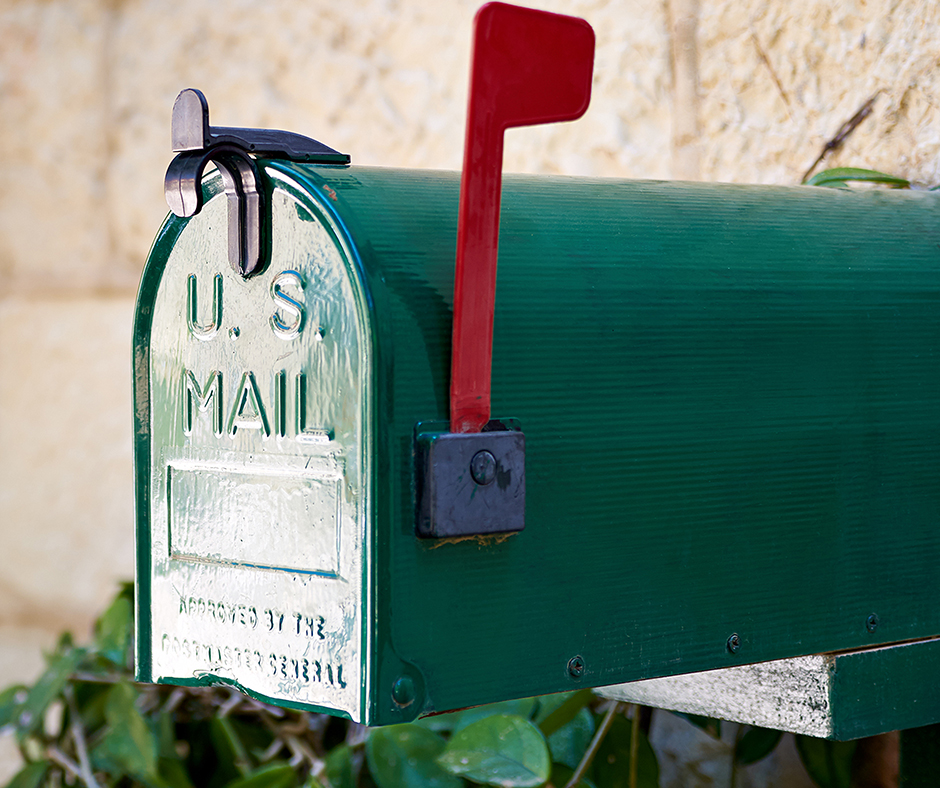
[136,4,940,731]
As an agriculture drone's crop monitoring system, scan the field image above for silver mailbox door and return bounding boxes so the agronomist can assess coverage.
[145,169,370,720]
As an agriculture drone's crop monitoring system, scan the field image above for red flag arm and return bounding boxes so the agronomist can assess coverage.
[450,2,595,433]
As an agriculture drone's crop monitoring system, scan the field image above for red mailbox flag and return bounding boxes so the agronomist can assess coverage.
[450,2,595,433]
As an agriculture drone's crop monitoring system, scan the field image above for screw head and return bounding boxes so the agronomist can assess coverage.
[391,676,415,707]
[470,450,497,485]
[567,655,585,678]
[727,634,741,654]
[867,613,879,633]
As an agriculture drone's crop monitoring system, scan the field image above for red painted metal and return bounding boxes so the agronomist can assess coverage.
[450,2,595,433]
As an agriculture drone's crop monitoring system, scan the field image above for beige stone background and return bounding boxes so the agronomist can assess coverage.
[0,0,937,783]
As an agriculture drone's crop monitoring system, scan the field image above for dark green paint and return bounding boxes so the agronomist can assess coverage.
[901,721,940,787]
[137,162,940,725]
[827,639,940,740]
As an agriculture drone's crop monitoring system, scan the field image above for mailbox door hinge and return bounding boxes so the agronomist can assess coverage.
[164,88,351,278]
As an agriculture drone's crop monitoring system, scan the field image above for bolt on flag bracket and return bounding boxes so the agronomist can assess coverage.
[415,2,595,538]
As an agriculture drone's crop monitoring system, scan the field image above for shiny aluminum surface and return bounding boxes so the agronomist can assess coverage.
[147,172,369,719]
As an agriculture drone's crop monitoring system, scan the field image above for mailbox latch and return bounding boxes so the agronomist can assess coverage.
[164,88,350,278]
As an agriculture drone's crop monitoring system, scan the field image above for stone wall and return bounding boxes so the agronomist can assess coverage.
[2,0,938,781]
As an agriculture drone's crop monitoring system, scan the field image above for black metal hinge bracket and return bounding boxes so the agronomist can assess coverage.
[163,88,350,277]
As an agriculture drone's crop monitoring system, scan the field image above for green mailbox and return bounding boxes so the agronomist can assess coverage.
[136,4,940,732]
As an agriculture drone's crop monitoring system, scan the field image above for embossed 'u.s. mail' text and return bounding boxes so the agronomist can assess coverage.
[182,271,332,443]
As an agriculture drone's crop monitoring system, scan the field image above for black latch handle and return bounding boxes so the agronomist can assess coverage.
[165,144,264,277]
[163,88,350,278]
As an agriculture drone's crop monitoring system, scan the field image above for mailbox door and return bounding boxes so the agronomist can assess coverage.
[135,168,372,721]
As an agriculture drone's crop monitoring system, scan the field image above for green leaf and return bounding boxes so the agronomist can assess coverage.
[453,698,538,733]
[211,716,253,775]
[157,710,178,759]
[735,726,783,765]
[438,714,550,788]
[415,710,464,733]
[795,736,856,788]
[536,690,594,738]
[534,693,574,724]
[366,724,462,788]
[0,685,27,730]
[547,707,595,770]
[176,719,225,788]
[51,631,76,656]
[805,167,909,188]
[95,593,133,665]
[231,717,276,767]
[3,761,49,788]
[592,715,659,788]
[16,647,84,740]
[324,743,355,788]
[96,679,159,780]
[224,763,298,788]
[73,680,111,733]
[159,756,198,788]
[549,764,596,788]
[420,697,539,735]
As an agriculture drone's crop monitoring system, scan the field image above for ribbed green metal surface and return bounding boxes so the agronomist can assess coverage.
[280,164,940,724]
[138,161,940,725]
